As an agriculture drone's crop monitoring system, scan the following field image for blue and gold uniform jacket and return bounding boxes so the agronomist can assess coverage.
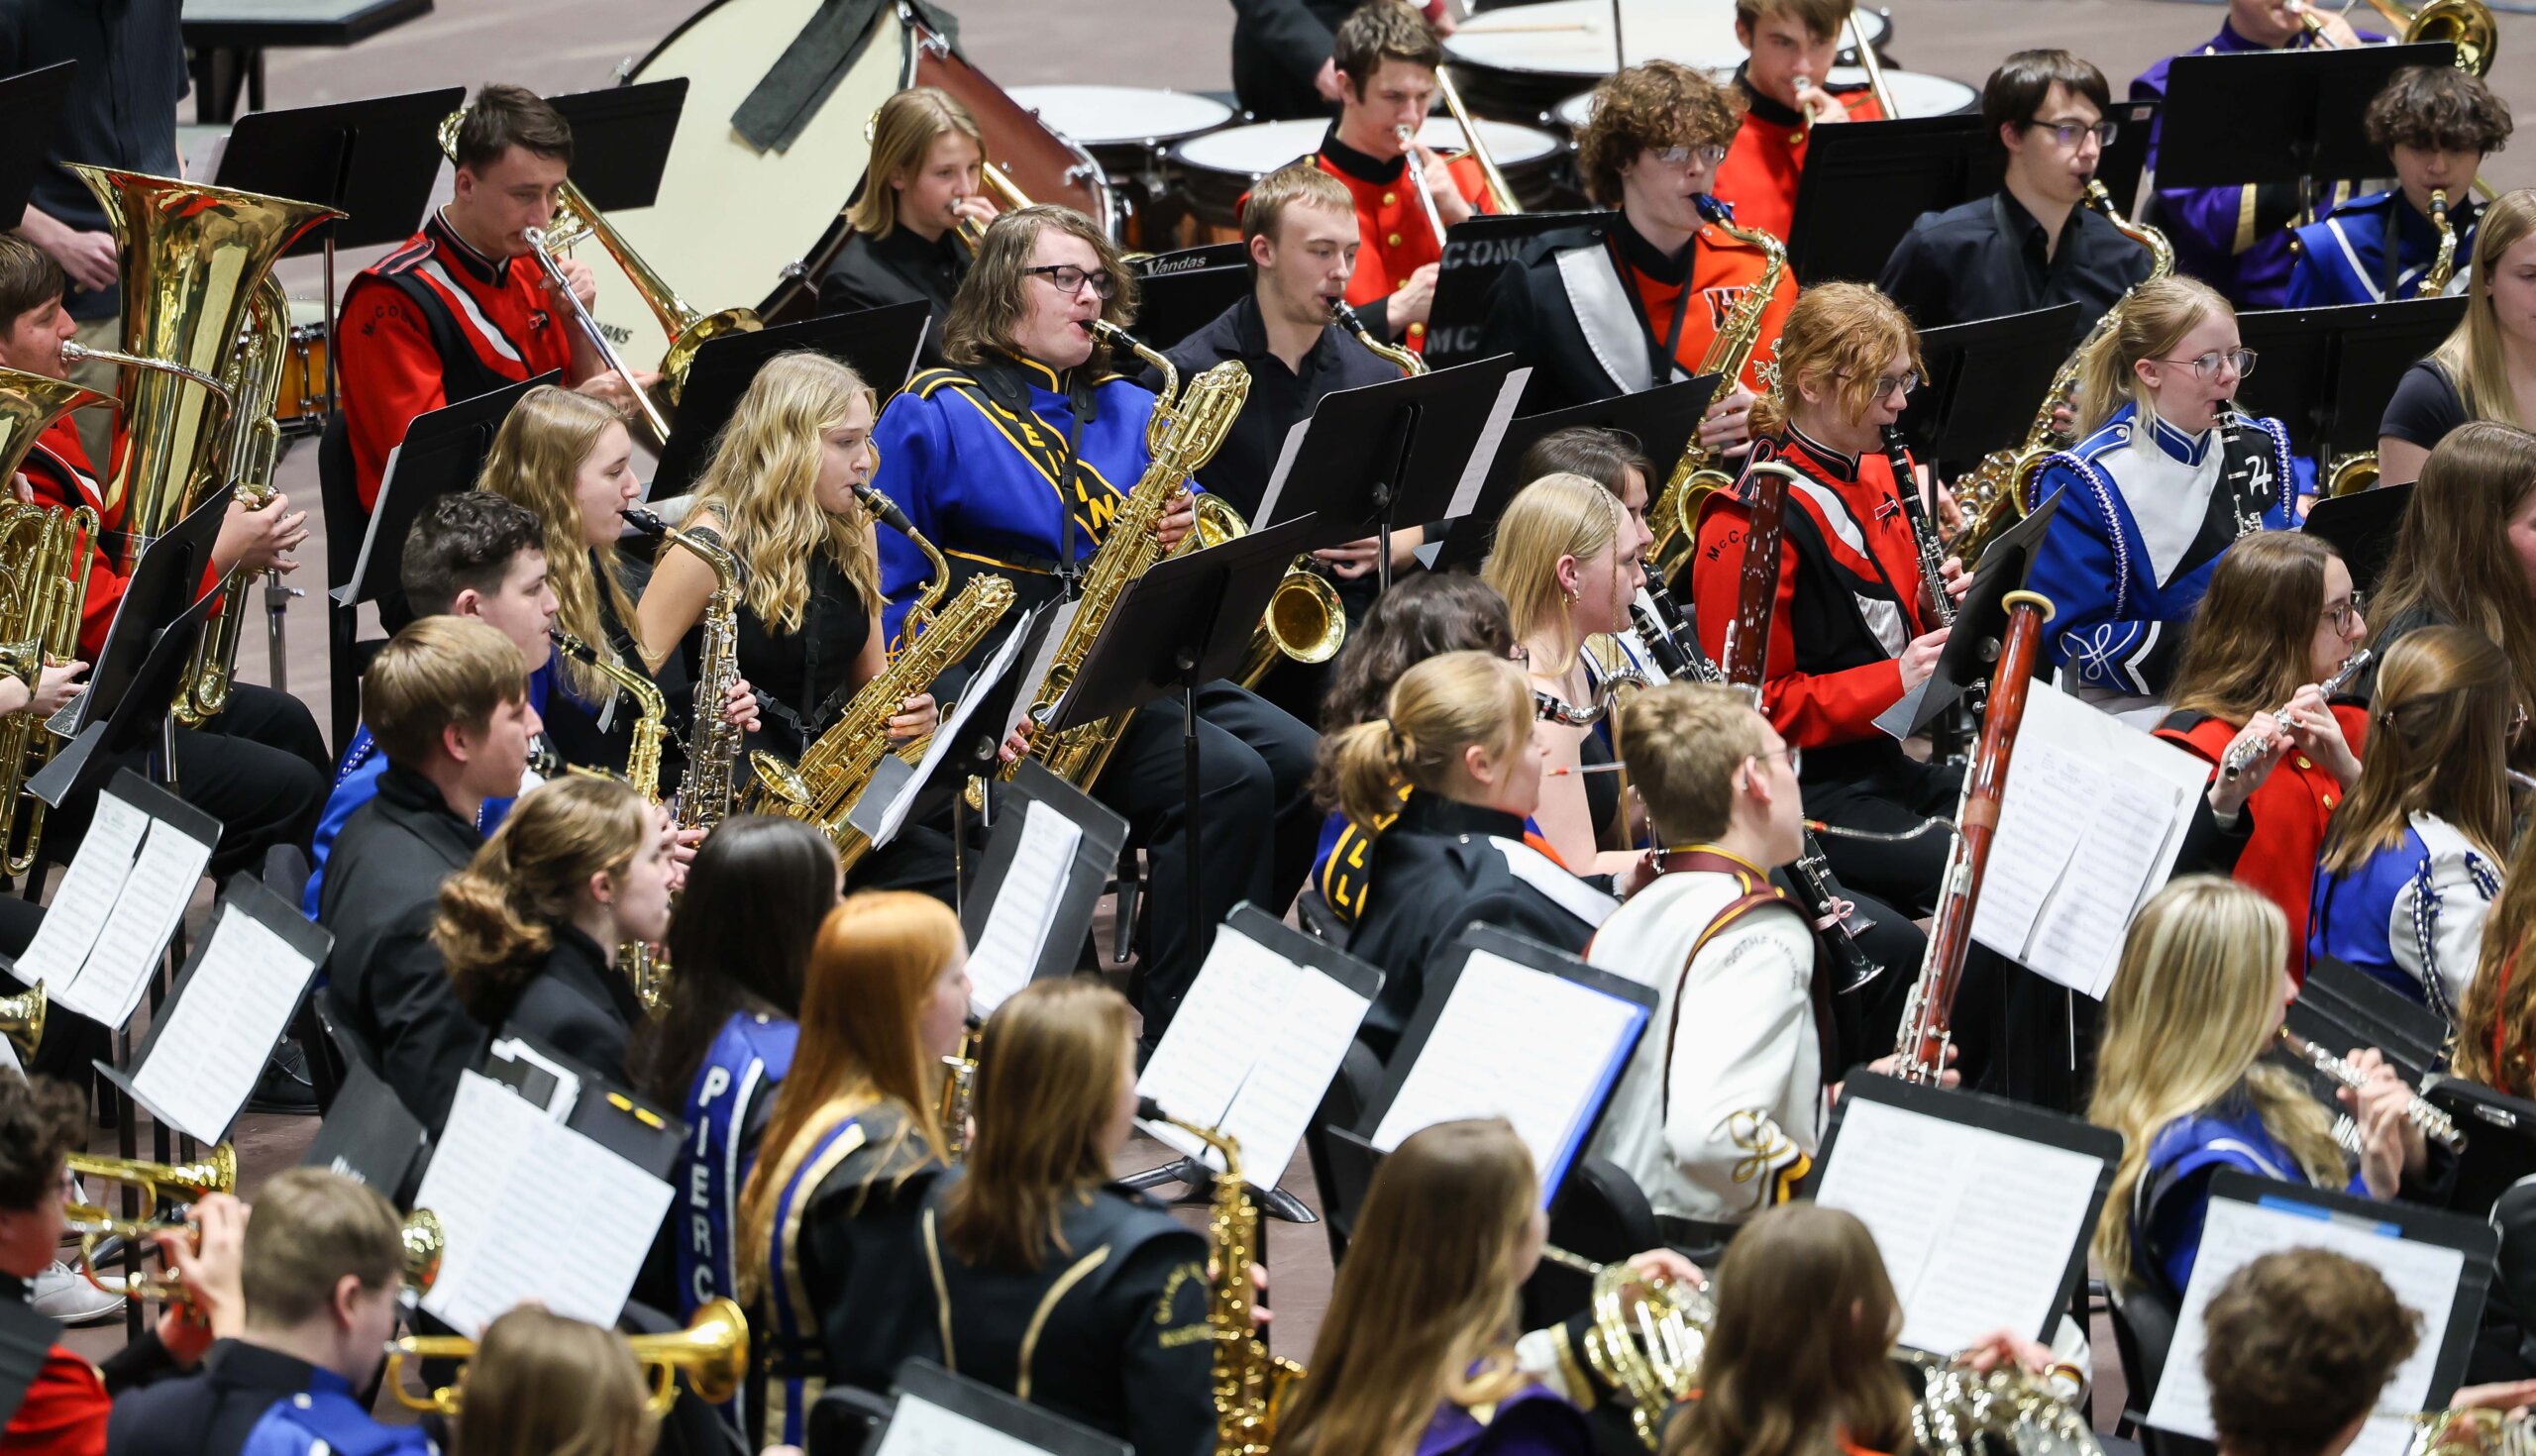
[869,351,1194,648]
[2286,187,2482,307]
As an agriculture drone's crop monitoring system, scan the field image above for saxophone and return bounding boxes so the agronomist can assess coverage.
[935,1023,981,1162]
[620,507,754,835]
[2421,188,2459,297]
[994,322,1250,795]
[1151,1112,1303,1456]
[1646,196,1786,580]
[1955,181,2171,565]
[552,629,672,1010]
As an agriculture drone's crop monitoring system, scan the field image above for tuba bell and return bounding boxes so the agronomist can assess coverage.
[386,1296,749,1416]
[0,980,43,1060]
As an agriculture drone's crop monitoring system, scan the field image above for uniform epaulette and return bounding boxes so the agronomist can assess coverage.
[906,367,980,399]
[369,236,435,278]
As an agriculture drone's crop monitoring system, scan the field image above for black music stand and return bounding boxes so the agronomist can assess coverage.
[542,80,688,214]
[2303,482,2409,598]
[32,586,222,814]
[1254,358,1523,590]
[650,301,933,498]
[1879,488,2063,739]
[1787,114,1989,285]
[1894,303,2086,476]
[2093,99,2162,221]
[1044,514,1319,963]
[1422,211,1610,370]
[1132,263,1255,355]
[1429,374,1718,573]
[332,370,559,621]
[2234,297,2467,476]
[0,63,78,228]
[2158,43,2454,220]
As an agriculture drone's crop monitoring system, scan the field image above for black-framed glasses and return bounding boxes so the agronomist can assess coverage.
[1021,263,1117,299]
[2158,348,2258,380]
[2027,119,2119,149]
[2322,591,2365,634]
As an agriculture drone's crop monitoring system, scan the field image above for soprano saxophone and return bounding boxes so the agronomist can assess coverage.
[1646,195,1785,579]
[620,506,756,834]
[552,629,672,1009]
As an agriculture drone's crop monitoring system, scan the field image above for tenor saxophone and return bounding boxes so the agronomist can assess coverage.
[1151,1112,1304,1456]
[552,628,673,1011]
[1647,196,1786,579]
[619,507,754,834]
[994,322,1250,795]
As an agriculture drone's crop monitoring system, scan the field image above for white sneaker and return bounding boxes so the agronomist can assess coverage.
[32,1260,122,1325]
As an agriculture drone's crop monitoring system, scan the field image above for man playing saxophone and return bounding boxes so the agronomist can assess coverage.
[867,206,1317,1045]
[336,84,655,514]
[1474,60,1792,425]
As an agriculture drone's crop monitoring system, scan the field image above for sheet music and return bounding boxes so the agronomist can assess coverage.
[1137,928,1373,1177]
[334,443,402,605]
[875,1397,1063,1456]
[1013,600,1080,733]
[872,608,1034,850]
[131,909,317,1143]
[965,801,1083,1017]
[1810,1096,2107,1355]
[416,1073,674,1335]
[1215,960,1373,1180]
[9,792,147,987]
[1254,417,1313,529]
[54,817,213,1027]
[1444,367,1533,520]
[1371,947,1641,1201]
[2145,1196,2465,1456]
[1970,689,2209,999]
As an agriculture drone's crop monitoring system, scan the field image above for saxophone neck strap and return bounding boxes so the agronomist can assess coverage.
[1055,370,1093,597]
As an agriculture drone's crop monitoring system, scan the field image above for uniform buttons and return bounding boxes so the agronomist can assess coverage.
[2294,756,2312,770]
[2323,794,2337,807]
[1387,232,1403,247]
[1381,191,1397,206]
[1408,322,1426,338]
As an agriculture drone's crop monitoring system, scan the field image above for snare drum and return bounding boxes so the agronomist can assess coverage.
[1448,0,1890,125]
[1166,117,1564,240]
[1008,85,1235,250]
[274,297,331,432]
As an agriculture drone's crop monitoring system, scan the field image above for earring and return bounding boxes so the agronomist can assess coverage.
[1563,584,1580,605]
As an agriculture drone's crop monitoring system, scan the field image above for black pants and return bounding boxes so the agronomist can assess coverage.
[1093,680,1317,1040]
[44,681,328,883]
[1805,754,1961,918]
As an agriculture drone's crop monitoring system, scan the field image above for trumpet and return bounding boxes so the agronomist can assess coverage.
[1394,125,1453,248]
[386,1296,748,1416]
[64,1145,236,1300]
[2276,1027,2467,1153]
[2218,649,2372,781]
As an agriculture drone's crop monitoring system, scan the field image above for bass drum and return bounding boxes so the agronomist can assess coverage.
[1447,0,1890,126]
[578,0,915,372]
[1167,116,1564,240]
[1551,66,1976,136]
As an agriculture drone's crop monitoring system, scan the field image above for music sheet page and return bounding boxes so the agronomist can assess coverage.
[874,1398,1062,1456]
[875,613,1034,849]
[1216,961,1374,1181]
[56,818,213,1027]
[2145,1196,2464,1456]
[1136,928,1290,1165]
[965,801,1082,1016]
[10,792,148,989]
[131,910,315,1143]
[1810,1096,2106,1355]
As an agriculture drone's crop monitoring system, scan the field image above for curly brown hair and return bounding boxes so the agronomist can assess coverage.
[1575,61,1744,208]
[2367,64,2513,156]
[1746,282,1924,438]
[2202,1249,2420,1456]
[0,1074,85,1211]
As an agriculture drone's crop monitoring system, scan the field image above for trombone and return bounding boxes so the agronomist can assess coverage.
[386,1296,748,1416]
[1432,66,1522,215]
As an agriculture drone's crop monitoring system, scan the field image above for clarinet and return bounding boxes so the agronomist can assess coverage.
[1630,590,1883,989]
[1880,425,1954,627]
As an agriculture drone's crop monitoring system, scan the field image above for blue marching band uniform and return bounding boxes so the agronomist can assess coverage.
[2285,188,2483,308]
[2133,1098,2360,1298]
[679,1011,800,1436]
[2024,401,2297,714]
[2309,813,2501,1025]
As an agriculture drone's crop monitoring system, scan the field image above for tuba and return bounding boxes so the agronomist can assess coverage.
[0,369,106,878]
[1646,197,1786,579]
[173,275,294,727]
[1150,1112,1304,1455]
[387,1296,748,1416]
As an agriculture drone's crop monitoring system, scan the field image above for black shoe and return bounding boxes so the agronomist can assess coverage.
[247,1041,318,1114]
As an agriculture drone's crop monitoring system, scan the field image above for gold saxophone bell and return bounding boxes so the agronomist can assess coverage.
[386,1297,748,1416]
[0,979,43,1060]
[2325,451,2381,496]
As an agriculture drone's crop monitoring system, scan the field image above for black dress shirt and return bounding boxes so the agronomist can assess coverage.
[1876,189,2157,340]
[817,225,969,372]
[1164,290,1399,519]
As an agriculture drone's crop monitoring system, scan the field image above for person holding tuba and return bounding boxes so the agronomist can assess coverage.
[2378,191,2536,486]
[1477,59,1785,441]
[336,83,654,514]
[817,86,995,370]
[1877,52,2157,339]
[734,891,968,1448]
[867,204,1317,1044]
[2285,65,2507,308]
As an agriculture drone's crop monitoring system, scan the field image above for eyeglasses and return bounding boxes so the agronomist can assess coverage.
[2027,119,2119,149]
[1748,744,1802,780]
[2156,348,2259,380]
[1021,263,1117,299]
[2322,591,2365,634]
[1647,144,1731,167]
[1863,371,1920,400]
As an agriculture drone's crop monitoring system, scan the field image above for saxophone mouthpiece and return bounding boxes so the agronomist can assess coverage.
[619,506,668,536]
[853,483,917,537]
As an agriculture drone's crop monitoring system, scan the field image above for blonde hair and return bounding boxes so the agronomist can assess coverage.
[2318,624,2514,875]
[1240,161,1354,246]
[239,1169,403,1329]
[476,385,639,704]
[938,978,1136,1271]
[1275,1120,1539,1456]
[849,87,984,241]
[2088,877,2345,1292]
[2071,274,2234,435]
[691,351,883,632]
[434,776,653,1021]
[2429,189,2536,431]
[1746,282,1923,439]
[1320,651,1532,828]
[1481,472,1632,675]
[1620,682,1772,847]
[453,1306,658,1456]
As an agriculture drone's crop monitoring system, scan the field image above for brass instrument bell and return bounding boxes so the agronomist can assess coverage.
[0,979,43,1059]
[386,1296,748,1416]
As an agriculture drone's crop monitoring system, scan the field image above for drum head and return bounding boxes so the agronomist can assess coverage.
[1171,116,1557,176]
[1827,67,1980,118]
[1007,85,1234,150]
[1447,0,1888,80]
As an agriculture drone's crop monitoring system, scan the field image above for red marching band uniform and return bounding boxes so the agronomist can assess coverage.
[1311,134,1499,354]
[18,417,219,664]
[1712,77,1885,245]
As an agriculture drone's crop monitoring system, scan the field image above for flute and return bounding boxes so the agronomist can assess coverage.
[2218,648,2373,782]
[1395,125,1452,248]
[2276,1027,2466,1153]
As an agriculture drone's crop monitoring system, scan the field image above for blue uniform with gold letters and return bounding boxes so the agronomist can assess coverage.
[869,348,1319,1040]
[2285,188,2481,307]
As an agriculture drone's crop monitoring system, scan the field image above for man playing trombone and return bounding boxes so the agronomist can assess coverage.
[336,84,656,514]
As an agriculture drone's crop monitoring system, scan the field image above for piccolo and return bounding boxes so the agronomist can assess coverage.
[2276,1027,2466,1153]
[2219,648,2373,781]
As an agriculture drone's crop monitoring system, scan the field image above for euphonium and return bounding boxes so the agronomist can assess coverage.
[0,364,104,876]
[174,274,293,728]
[2408,1406,2536,1456]
[1955,182,2170,564]
[1151,1113,1304,1456]
[619,507,754,834]
[386,1296,747,1416]
[1647,196,1786,578]
[0,979,43,1060]
[2361,0,2497,74]
[551,629,672,1010]
[996,322,1250,796]
[2422,189,2459,296]
[67,165,338,570]
[1537,1245,1709,1452]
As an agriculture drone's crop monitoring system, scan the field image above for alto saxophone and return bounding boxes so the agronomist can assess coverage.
[994,322,1250,795]
[1955,182,2171,565]
[1647,196,1786,579]
[2420,188,2459,297]
[620,507,755,835]
[552,628,673,1011]
[1151,1112,1304,1456]
[935,1023,980,1162]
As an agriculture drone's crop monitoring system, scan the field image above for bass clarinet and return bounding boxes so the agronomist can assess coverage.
[1894,590,2057,1082]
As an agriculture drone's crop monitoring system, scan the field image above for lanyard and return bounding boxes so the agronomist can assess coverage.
[1609,234,1697,391]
